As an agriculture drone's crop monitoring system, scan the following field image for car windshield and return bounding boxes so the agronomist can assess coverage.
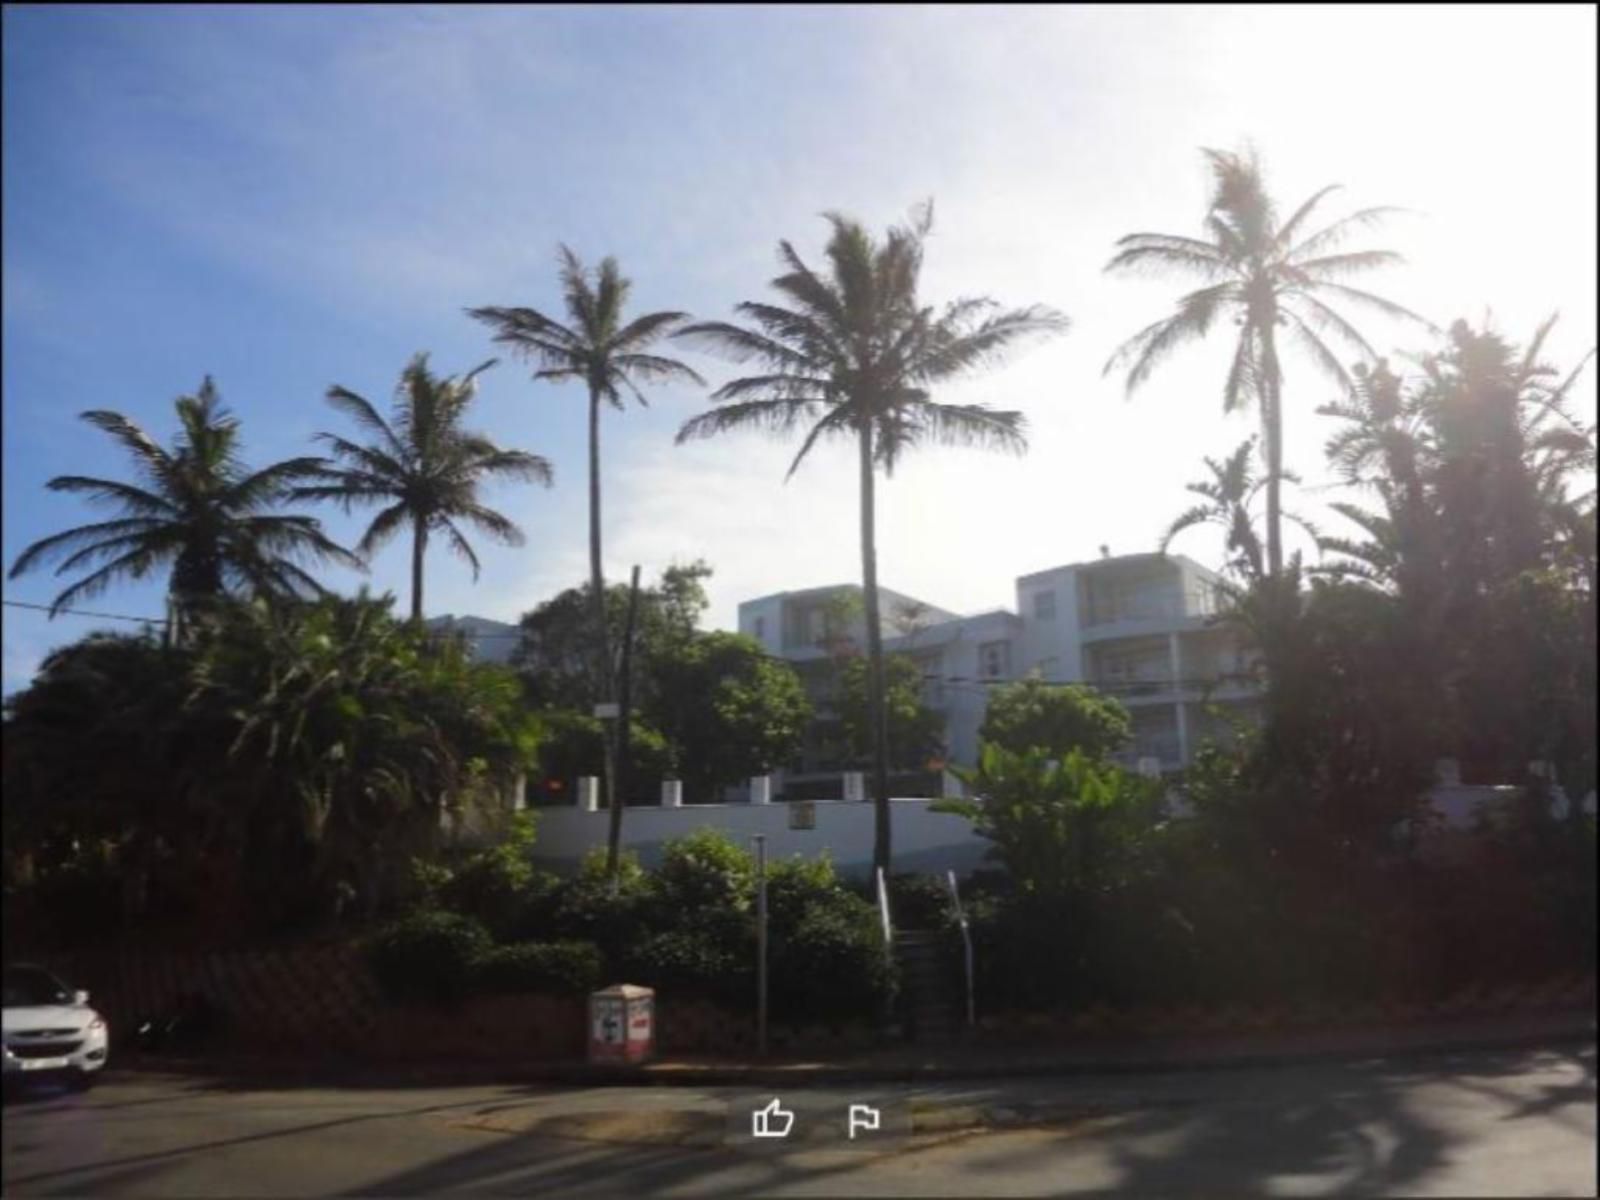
[1,967,72,1008]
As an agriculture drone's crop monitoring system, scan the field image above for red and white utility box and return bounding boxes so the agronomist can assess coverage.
[587,983,655,1064]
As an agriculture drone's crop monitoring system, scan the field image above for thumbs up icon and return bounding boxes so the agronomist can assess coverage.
[751,1097,795,1139]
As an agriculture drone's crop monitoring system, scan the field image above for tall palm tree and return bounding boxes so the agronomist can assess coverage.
[1161,438,1317,584]
[1105,147,1426,577]
[8,378,360,636]
[292,353,552,622]
[467,249,703,858]
[673,202,1068,873]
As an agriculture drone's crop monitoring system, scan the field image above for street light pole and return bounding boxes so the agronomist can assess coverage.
[753,833,768,1057]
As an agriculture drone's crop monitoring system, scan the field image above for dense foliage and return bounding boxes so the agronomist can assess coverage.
[3,593,539,943]
[977,678,1132,762]
[517,565,811,801]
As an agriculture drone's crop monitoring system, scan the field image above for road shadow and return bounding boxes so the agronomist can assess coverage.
[346,1043,1596,1197]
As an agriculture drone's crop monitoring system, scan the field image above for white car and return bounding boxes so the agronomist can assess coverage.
[2,963,109,1090]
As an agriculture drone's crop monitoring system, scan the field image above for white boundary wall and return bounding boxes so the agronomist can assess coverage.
[528,797,989,877]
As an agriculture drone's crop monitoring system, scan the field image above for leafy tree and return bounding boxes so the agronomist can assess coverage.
[834,652,944,772]
[292,354,552,622]
[469,252,704,873]
[187,591,541,922]
[675,202,1067,871]
[647,631,811,799]
[978,677,1131,763]
[8,378,360,638]
[1161,438,1318,583]
[940,745,1163,901]
[2,631,196,928]
[531,710,674,804]
[1312,317,1595,782]
[1105,146,1423,577]
[513,561,713,711]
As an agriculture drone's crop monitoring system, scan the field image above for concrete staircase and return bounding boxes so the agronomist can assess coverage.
[894,929,962,1044]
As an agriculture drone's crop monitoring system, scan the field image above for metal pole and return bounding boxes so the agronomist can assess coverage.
[753,834,768,1057]
[947,870,975,1029]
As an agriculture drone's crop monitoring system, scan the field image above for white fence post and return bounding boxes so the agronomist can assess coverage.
[661,779,683,808]
[843,771,865,803]
[750,775,772,805]
[578,775,600,812]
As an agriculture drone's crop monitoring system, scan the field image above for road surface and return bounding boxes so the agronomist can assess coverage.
[3,1042,1594,1196]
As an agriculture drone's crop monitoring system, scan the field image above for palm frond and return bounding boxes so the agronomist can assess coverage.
[611,309,690,351]
[1310,281,1432,329]
[1104,233,1229,279]
[9,518,169,578]
[44,543,168,615]
[1281,310,1356,392]
[77,410,177,489]
[323,386,407,460]
[465,305,584,368]
[672,320,817,370]
[609,352,707,389]
[1290,250,1407,279]
[1273,183,1343,252]
[900,399,1028,456]
[915,304,1069,381]
[354,501,413,558]
[1287,206,1413,262]
[675,397,826,446]
[1104,284,1236,394]
[456,504,525,548]
[1161,503,1217,553]
[437,517,484,580]
[40,475,177,517]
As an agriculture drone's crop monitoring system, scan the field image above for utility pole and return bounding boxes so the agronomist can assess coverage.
[607,565,643,878]
[753,833,768,1057]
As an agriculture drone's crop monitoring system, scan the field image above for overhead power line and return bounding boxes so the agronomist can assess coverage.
[3,599,168,625]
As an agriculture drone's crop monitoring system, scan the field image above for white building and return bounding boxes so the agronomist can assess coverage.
[739,552,1261,791]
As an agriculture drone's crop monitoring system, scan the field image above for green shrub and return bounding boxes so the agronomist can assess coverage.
[551,848,657,966]
[625,928,751,1006]
[652,828,754,915]
[770,893,896,1023]
[367,910,492,1007]
[474,940,604,995]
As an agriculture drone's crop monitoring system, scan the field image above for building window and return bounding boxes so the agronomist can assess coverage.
[1037,656,1059,681]
[754,616,765,641]
[979,641,1010,679]
[1033,589,1057,620]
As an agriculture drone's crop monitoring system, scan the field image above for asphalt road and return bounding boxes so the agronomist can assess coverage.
[3,1042,1594,1197]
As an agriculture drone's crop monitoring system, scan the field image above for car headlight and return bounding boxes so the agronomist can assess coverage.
[88,1015,106,1033]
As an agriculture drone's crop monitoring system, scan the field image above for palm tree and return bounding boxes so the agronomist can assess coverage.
[467,249,703,859]
[1105,146,1426,577]
[8,378,360,637]
[673,202,1068,873]
[1161,438,1317,584]
[292,353,553,622]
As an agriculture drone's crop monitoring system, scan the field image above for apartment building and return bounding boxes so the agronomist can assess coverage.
[738,552,1261,789]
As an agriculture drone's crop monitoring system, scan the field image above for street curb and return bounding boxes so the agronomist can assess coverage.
[111,1012,1595,1090]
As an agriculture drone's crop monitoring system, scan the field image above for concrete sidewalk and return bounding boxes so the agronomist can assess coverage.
[114,1008,1596,1089]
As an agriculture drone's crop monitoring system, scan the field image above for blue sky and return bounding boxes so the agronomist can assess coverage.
[4,4,1596,693]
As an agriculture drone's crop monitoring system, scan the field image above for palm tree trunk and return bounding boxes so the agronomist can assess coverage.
[410,518,427,623]
[859,419,892,875]
[589,387,620,874]
[1260,325,1285,578]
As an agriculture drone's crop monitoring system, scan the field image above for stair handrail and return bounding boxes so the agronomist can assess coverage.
[876,866,897,1035]
[946,869,976,1028]
[875,866,894,951]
